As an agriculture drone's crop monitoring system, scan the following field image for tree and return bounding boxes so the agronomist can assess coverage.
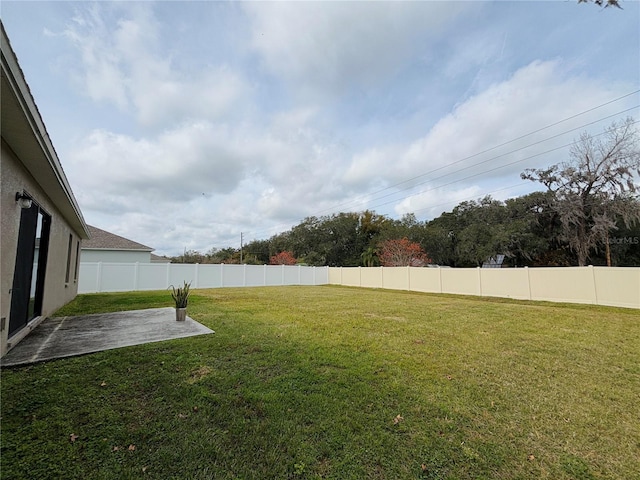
[377,238,431,267]
[270,251,297,265]
[521,118,640,266]
[360,246,379,267]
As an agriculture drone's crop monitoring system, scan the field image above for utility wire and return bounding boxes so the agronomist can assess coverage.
[244,94,639,240]
[364,119,640,212]
[313,91,640,216]
[317,104,639,215]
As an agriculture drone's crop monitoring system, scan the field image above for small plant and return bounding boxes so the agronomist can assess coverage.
[170,281,191,308]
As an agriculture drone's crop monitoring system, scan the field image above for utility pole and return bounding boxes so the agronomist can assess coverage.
[240,232,243,264]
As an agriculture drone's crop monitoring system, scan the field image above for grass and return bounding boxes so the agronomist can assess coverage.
[1,286,639,479]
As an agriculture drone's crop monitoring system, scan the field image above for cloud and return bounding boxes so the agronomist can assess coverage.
[68,122,249,210]
[244,1,471,98]
[67,114,352,236]
[61,3,248,126]
[395,185,484,219]
[345,59,636,192]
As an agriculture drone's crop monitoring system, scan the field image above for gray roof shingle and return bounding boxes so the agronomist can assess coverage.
[83,225,153,252]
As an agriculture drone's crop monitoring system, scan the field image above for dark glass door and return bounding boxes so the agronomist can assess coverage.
[9,203,51,336]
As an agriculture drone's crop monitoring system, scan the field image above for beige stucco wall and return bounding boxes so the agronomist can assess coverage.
[1,143,82,356]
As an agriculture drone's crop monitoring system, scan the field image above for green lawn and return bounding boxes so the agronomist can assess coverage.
[2,286,638,479]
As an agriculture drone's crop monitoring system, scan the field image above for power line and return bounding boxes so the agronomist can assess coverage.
[365,118,640,212]
[313,91,640,216]
[244,93,639,240]
[316,104,639,216]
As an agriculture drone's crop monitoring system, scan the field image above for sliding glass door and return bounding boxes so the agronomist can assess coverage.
[9,202,51,337]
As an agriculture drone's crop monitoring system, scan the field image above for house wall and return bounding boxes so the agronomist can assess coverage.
[1,142,83,356]
[81,250,151,263]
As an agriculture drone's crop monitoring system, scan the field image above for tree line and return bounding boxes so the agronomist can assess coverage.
[171,119,639,267]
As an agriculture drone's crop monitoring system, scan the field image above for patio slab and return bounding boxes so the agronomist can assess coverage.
[1,307,214,367]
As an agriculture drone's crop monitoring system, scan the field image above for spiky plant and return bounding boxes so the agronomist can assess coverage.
[170,281,191,308]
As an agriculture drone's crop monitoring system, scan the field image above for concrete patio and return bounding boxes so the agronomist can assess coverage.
[0,307,214,367]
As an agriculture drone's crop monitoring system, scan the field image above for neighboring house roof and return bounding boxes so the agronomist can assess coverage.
[83,225,154,252]
[1,22,89,239]
[150,253,171,263]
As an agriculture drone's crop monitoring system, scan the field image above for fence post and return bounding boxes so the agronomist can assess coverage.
[590,265,598,305]
[96,262,103,293]
[243,264,247,287]
[134,262,139,291]
[438,266,443,293]
[264,264,267,286]
[477,266,483,296]
[165,263,171,290]
[221,263,224,287]
[407,266,411,291]
[525,266,532,300]
[298,264,302,285]
[282,264,285,285]
[194,263,199,288]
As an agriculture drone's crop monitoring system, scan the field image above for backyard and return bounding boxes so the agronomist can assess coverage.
[1,286,638,479]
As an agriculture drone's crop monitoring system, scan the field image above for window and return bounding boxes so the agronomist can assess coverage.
[74,240,81,282]
[65,234,73,283]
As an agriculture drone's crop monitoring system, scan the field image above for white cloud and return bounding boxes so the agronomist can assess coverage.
[395,185,484,219]
[346,60,636,192]
[244,1,471,98]
[61,3,248,127]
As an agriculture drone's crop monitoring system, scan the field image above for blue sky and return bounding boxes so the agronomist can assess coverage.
[2,1,639,256]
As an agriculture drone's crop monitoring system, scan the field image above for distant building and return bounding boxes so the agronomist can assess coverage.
[482,255,505,268]
[1,23,90,357]
[150,253,171,264]
[81,225,154,263]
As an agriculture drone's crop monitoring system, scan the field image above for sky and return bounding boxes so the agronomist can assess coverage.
[2,1,639,257]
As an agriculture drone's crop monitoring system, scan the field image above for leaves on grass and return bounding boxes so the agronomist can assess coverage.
[100,381,107,387]
[113,444,136,452]
[393,414,404,425]
[69,433,79,443]
[528,454,535,461]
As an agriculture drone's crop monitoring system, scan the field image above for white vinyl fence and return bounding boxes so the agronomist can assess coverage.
[329,266,640,309]
[79,262,329,294]
[78,262,639,309]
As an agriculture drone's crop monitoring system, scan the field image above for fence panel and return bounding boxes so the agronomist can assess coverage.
[100,263,138,292]
[408,268,441,293]
[79,262,329,293]
[137,264,171,291]
[592,267,639,308]
[327,266,639,309]
[361,267,384,289]
[440,268,481,296]
[479,268,530,300]
[528,267,597,305]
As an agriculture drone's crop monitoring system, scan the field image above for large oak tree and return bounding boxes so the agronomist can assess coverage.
[521,118,640,266]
